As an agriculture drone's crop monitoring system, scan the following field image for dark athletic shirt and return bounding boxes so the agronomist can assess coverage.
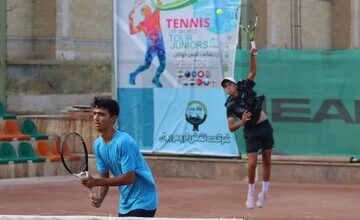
[224,79,264,128]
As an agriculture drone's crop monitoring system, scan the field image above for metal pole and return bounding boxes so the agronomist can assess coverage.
[0,0,6,106]
[112,0,117,100]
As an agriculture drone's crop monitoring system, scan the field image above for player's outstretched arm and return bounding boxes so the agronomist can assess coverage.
[82,171,135,188]
[247,49,257,81]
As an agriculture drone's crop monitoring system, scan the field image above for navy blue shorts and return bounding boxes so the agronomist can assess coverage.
[119,209,156,218]
[244,120,274,153]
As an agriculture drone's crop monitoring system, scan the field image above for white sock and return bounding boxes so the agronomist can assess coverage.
[248,183,255,196]
[262,181,269,193]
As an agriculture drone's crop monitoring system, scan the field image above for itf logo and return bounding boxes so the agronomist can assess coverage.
[185,100,207,131]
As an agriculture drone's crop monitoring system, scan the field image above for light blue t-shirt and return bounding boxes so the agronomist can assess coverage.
[93,131,158,214]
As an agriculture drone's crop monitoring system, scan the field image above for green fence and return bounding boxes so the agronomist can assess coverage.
[234,49,360,157]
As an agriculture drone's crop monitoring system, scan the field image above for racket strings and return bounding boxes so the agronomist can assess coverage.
[239,5,257,30]
[61,134,88,175]
[79,162,87,172]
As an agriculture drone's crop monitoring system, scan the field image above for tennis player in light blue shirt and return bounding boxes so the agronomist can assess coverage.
[81,97,158,217]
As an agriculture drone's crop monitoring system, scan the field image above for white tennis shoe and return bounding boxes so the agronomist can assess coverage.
[245,193,255,209]
[256,191,267,208]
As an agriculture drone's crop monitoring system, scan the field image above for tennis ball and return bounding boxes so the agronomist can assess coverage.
[95,202,101,208]
[216,8,223,15]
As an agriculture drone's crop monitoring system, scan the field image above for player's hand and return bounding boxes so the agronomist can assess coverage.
[81,174,97,188]
[241,110,252,125]
[158,0,163,5]
[250,48,257,56]
[89,193,102,208]
[129,11,135,20]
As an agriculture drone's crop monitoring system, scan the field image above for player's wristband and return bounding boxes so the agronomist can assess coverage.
[251,41,256,50]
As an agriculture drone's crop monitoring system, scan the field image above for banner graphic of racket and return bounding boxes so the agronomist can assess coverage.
[133,0,146,11]
[60,132,101,208]
[150,0,197,10]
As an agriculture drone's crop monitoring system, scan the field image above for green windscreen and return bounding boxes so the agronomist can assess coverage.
[234,49,360,157]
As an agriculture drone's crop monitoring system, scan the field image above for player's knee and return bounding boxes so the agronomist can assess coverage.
[248,160,257,169]
[262,158,271,168]
[157,63,165,72]
[143,62,151,69]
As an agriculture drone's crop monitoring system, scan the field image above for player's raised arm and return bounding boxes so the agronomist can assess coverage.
[129,11,142,35]
[247,49,257,81]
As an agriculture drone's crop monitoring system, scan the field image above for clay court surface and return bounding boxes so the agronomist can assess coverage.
[0,176,359,220]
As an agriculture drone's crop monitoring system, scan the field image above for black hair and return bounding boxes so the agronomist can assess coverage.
[91,97,120,117]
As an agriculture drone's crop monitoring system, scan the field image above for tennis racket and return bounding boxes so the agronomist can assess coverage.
[236,3,258,53]
[133,0,146,11]
[60,132,101,208]
[150,0,196,10]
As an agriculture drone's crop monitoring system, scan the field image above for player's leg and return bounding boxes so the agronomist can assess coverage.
[246,152,257,209]
[256,120,274,208]
[244,129,261,209]
[129,47,154,85]
[152,43,166,88]
[262,149,271,182]
[256,149,271,208]
[247,152,258,184]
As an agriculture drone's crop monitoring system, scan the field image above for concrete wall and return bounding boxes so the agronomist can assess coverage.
[252,0,267,49]
[2,155,359,185]
[55,0,112,60]
[8,93,110,114]
[6,0,112,61]
[266,0,291,49]
[266,0,333,49]
[6,0,355,61]
[351,0,360,49]
[143,156,360,185]
[7,0,57,59]
[301,0,332,49]
[0,0,6,105]
[332,0,351,49]
[6,61,111,114]
[262,0,355,50]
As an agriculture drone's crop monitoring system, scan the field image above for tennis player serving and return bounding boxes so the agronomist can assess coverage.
[221,48,274,209]
[81,97,158,217]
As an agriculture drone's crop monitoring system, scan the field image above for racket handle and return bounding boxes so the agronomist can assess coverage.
[89,187,101,208]
[250,41,257,55]
[84,172,101,208]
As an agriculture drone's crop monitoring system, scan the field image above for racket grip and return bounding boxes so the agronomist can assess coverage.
[89,187,101,208]
[250,41,256,50]
[250,41,257,55]
[86,173,101,208]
